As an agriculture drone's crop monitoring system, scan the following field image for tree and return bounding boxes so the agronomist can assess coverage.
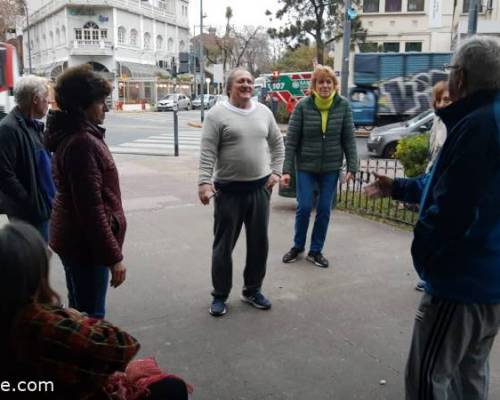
[266,0,366,65]
[273,45,333,72]
[0,0,22,41]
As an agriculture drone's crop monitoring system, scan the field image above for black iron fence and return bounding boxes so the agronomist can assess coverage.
[336,159,419,226]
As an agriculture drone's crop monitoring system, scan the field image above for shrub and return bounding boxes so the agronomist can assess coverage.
[275,101,290,124]
[395,133,430,177]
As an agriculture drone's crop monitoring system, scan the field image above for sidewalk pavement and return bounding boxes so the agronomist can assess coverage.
[5,153,500,399]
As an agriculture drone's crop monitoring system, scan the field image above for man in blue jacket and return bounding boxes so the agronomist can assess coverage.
[365,36,500,399]
[0,76,53,242]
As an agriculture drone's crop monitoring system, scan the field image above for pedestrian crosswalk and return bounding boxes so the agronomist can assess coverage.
[108,131,202,156]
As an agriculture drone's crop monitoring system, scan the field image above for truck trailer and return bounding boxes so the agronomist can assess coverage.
[350,52,451,129]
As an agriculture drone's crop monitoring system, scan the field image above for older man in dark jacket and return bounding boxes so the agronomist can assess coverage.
[366,36,500,399]
[0,75,52,241]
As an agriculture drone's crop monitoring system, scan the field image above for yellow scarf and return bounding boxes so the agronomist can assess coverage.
[313,91,336,134]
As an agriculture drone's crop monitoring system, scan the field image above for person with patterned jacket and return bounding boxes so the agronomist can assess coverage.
[281,65,358,268]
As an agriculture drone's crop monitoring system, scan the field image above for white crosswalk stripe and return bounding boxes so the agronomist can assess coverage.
[109,132,202,155]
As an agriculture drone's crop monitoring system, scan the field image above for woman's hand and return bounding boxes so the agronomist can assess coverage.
[280,174,291,187]
[344,172,354,184]
[110,261,126,288]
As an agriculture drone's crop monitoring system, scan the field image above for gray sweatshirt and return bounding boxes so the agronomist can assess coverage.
[198,101,285,185]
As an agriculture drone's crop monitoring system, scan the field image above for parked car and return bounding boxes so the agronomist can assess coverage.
[366,109,434,158]
[156,94,192,111]
[192,94,216,110]
[215,95,229,104]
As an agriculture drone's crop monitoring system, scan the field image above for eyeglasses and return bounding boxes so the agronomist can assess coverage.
[443,63,460,72]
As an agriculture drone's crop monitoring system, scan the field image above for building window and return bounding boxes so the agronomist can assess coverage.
[100,30,107,40]
[129,29,138,46]
[383,42,400,52]
[179,40,185,51]
[75,29,82,40]
[167,38,173,51]
[385,0,402,12]
[363,0,379,12]
[56,29,60,45]
[159,0,166,9]
[359,42,379,52]
[156,35,163,49]
[407,0,424,11]
[49,31,54,47]
[405,42,422,52]
[463,0,483,12]
[84,30,91,40]
[144,33,151,49]
[61,26,66,44]
[118,26,126,44]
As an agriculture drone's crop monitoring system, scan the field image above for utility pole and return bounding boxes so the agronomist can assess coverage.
[23,0,32,74]
[199,0,205,122]
[340,0,352,97]
[467,0,479,36]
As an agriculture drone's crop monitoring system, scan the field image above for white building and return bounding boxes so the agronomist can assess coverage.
[24,0,190,107]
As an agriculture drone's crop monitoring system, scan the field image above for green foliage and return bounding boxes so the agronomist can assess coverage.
[275,101,290,124]
[266,0,366,64]
[273,46,332,72]
[395,133,430,178]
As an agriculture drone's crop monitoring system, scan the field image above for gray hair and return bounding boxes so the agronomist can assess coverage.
[453,36,500,94]
[14,75,49,109]
[225,67,253,96]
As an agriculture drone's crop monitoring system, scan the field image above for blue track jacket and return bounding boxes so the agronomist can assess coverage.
[392,90,500,303]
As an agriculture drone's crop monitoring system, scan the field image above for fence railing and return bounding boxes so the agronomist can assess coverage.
[336,159,419,226]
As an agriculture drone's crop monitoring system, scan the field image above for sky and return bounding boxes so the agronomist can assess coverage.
[188,0,282,34]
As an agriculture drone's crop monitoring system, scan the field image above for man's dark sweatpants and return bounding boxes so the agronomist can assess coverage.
[211,186,270,300]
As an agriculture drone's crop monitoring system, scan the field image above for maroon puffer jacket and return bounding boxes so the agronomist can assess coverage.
[45,112,126,266]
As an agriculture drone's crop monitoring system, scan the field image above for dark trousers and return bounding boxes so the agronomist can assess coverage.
[211,186,270,300]
[62,260,109,319]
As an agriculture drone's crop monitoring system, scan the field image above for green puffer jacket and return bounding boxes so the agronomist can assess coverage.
[283,94,358,174]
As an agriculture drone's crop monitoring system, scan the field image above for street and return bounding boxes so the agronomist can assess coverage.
[104,110,371,159]
[37,152,498,400]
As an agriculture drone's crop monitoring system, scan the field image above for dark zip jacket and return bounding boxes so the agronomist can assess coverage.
[283,94,358,175]
[392,90,500,303]
[0,108,51,223]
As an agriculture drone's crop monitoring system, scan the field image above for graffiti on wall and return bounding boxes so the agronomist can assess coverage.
[377,70,448,115]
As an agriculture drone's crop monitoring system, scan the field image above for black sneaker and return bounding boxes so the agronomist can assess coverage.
[282,247,304,263]
[209,298,227,317]
[306,251,329,268]
[240,292,272,310]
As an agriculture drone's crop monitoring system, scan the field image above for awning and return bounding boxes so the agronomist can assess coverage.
[118,61,170,79]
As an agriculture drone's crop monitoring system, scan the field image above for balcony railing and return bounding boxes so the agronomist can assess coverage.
[73,39,112,49]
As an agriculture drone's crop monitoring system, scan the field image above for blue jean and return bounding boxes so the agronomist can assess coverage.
[62,260,109,319]
[294,170,339,253]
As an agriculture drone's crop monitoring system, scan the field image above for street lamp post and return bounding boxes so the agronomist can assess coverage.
[340,0,352,97]
[467,0,479,36]
[22,0,33,74]
[199,0,205,122]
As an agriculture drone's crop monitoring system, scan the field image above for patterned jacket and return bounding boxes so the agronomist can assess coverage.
[10,303,140,399]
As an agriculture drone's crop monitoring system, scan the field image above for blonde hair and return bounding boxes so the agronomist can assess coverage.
[310,65,338,92]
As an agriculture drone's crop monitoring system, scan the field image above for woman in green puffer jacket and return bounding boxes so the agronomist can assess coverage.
[280,65,358,268]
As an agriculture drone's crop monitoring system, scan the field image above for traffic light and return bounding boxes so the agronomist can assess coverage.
[178,52,189,74]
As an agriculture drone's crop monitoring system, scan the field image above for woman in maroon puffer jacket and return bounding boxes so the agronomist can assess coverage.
[45,65,126,318]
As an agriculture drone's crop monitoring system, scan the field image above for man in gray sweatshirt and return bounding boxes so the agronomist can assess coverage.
[198,68,285,317]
